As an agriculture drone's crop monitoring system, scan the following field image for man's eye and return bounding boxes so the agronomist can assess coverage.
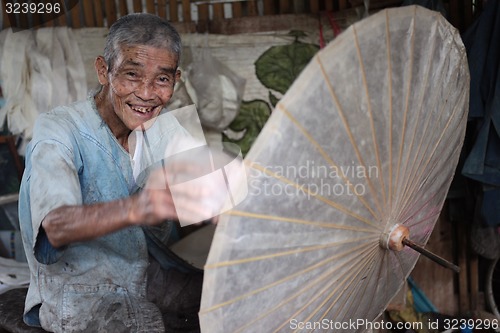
[158,76,170,83]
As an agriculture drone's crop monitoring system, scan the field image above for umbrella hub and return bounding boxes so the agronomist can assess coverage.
[379,224,409,252]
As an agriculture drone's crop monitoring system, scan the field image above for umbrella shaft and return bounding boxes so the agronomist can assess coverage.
[402,238,460,273]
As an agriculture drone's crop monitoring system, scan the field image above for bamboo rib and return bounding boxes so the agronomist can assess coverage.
[315,55,384,217]
[246,161,379,229]
[200,241,374,314]
[204,234,375,269]
[352,25,387,208]
[226,210,378,233]
[277,103,380,220]
[386,10,394,212]
[233,243,376,333]
[287,244,379,333]
[393,6,417,213]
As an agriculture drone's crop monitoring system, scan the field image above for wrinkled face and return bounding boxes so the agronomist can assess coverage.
[97,45,180,132]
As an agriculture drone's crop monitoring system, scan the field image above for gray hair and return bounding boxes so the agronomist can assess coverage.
[103,13,182,72]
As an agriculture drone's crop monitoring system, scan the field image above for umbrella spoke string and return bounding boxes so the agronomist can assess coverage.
[204,233,376,269]
[397,138,463,223]
[392,16,439,214]
[226,210,378,233]
[200,241,375,314]
[352,25,388,208]
[322,244,381,325]
[293,244,379,332]
[233,242,376,333]
[398,189,443,228]
[315,55,384,217]
[385,10,394,211]
[337,242,387,325]
[276,103,381,220]
[393,61,464,214]
[284,245,378,333]
[393,6,417,215]
[246,161,380,229]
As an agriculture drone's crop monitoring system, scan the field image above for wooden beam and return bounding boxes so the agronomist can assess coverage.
[94,0,104,26]
[57,0,68,26]
[70,2,81,28]
[158,0,167,18]
[132,0,142,13]
[213,3,224,21]
[146,0,156,14]
[197,3,209,33]
[182,0,191,22]
[169,0,179,22]
[83,1,95,26]
[339,0,348,10]
[247,0,258,16]
[310,0,320,14]
[279,0,291,14]
[105,0,117,26]
[263,0,275,15]
[232,2,243,18]
[325,0,334,11]
[119,0,128,17]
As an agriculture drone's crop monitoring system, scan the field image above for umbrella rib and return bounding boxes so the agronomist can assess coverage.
[204,234,376,269]
[234,243,375,333]
[246,161,379,229]
[315,55,384,217]
[337,244,385,325]
[393,6,417,211]
[277,103,380,220]
[200,242,374,314]
[317,244,380,326]
[395,78,466,215]
[290,247,378,333]
[395,17,439,216]
[226,210,378,233]
[290,244,379,332]
[386,10,394,211]
[397,131,464,224]
[352,25,387,208]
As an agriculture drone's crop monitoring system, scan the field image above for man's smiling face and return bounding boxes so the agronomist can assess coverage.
[97,44,180,135]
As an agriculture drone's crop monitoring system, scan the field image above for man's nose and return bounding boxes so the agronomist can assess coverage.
[135,79,155,100]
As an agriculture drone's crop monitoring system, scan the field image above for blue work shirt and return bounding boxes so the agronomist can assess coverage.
[18,96,186,332]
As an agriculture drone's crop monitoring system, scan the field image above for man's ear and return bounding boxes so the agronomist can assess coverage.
[95,56,109,86]
[175,69,181,82]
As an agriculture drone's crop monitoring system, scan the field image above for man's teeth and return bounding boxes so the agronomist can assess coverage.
[131,106,153,113]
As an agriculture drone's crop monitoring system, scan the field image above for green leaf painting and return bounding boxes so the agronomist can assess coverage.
[255,39,319,95]
[224,100,271,156]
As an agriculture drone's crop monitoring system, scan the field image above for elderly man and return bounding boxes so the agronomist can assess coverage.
[19,13,208,332]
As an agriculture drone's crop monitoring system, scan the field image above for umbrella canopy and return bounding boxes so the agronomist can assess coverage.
[200,5,469,333]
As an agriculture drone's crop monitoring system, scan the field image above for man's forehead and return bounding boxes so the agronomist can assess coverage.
[115,45,178,71]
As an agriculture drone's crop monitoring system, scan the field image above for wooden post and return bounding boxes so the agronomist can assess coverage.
[83,1,95,27]
[119,0,128,17]
[197,3,209,33]
[263,0,275,15]
[146,0,156,14]
[182,0,191,22]
[279,0,291,14]
[70,2,81,28]
[169,0,179,22]
[158,0,167,18]
[310,0,320,14]
[132,0,142,13]
[247,0,258,16]
[232,2,243,18]
[94,0,104,26]
[105,0,117,26]
[213,3,224,20]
